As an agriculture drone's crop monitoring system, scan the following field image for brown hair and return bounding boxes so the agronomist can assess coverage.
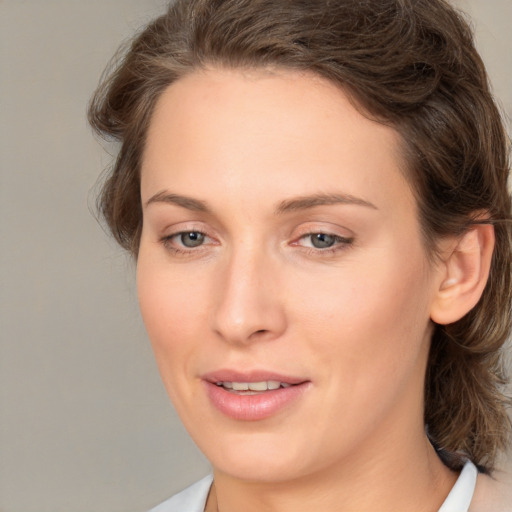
[88,0,512,472]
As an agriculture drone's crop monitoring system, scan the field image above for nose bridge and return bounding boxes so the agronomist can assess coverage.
[211,239,286,344]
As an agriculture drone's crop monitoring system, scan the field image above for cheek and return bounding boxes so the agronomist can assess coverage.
[282,253,433,452]
[290,247,433,380]
[136,253,208,373]
[136,258,216,424]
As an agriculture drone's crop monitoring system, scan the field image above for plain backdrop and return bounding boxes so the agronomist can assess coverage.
[1,1,511,511]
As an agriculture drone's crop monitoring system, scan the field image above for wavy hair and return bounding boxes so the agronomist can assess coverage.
[88,0,512,472]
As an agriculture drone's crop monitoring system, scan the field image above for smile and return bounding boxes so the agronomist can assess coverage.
[215,381,293,393]
[203,372,310,421]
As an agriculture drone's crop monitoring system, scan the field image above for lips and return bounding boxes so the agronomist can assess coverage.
[202,370,310,421]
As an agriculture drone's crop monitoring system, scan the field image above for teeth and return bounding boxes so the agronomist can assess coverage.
[217,381,291,392]
[247,381,267,391]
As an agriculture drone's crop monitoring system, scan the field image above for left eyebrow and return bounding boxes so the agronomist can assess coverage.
[275,193,378,214]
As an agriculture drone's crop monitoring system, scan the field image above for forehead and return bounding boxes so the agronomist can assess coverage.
[145,67,400,151]
[141,67,414,216]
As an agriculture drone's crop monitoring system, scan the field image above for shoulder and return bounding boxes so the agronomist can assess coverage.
[469,467,512,512]
[148,475,213,512]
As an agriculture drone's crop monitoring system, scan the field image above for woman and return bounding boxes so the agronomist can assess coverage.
[89,0,512,510]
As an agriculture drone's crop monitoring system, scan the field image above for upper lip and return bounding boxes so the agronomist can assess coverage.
[202,369,308,385]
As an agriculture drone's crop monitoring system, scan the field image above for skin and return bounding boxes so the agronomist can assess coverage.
[137,67,461,512]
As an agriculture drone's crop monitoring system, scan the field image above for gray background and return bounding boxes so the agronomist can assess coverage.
[0,1,510,511]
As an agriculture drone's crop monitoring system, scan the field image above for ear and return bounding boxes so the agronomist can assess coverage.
[430,223,495,325]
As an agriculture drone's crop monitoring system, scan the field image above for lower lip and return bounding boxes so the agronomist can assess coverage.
[204,381,309,421]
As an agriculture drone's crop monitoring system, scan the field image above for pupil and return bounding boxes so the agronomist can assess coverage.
[312,233,335,248]
[181,232,204,247]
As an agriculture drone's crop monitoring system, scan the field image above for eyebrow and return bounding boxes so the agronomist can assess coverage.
[144,191,378,214]
[144,191,210,212]
[275,193,378,214]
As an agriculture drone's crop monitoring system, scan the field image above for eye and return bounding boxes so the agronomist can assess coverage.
[160,230,212,253]
[295,232,354,251]
[309,233,338,249]
[177,231,205,248]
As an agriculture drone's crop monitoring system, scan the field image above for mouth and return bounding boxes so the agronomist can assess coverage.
[215,380,293,394]
[202,371,310,421]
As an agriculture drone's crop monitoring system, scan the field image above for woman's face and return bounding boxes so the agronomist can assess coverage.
[138,68,443,482]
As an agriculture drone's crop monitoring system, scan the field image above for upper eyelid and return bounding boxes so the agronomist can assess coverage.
[160,221,215,238]
[291,223,354,239]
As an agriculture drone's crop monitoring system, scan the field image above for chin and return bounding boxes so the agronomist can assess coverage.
[196,429,319,483]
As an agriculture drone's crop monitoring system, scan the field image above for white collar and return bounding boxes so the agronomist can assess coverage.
[438,460,478,512]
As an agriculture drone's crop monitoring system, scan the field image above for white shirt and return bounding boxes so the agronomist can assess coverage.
[149,460,490,512]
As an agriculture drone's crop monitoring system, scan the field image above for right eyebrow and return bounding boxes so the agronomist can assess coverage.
[144,191,211,212]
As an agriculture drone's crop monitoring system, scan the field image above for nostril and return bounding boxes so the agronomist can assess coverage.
[246,329,271,341]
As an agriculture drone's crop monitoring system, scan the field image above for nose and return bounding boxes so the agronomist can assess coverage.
[210,244,287,345]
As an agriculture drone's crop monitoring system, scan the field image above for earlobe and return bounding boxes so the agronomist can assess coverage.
[430,223,495,325]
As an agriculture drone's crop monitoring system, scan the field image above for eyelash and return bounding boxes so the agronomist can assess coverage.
[293,232,354,255]
[160,230,354,257]
[160,230,212,255]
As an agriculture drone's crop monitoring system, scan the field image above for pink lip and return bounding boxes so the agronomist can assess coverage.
[202,370,310,421]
